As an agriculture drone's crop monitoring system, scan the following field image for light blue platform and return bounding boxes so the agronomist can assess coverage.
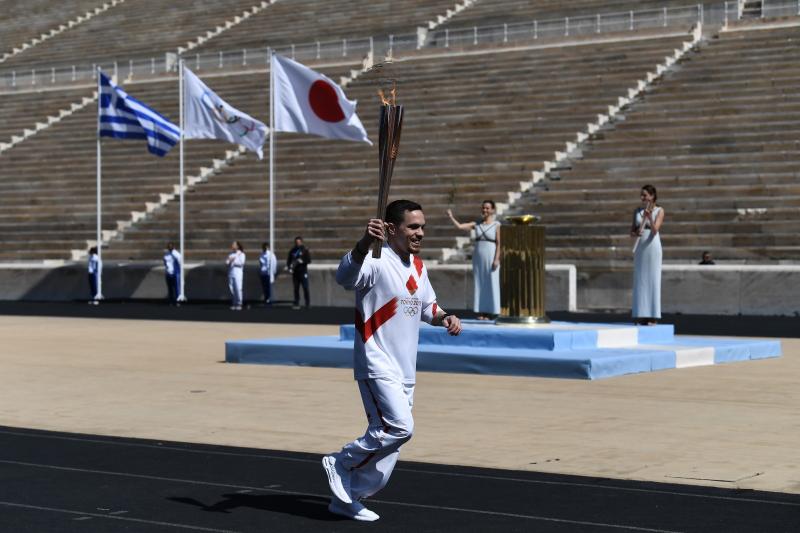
[225,321,781,380]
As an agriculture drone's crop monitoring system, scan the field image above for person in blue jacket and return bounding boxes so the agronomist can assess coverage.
[163,242,183,304]
[87,246,102,304]
[259,242,277,305]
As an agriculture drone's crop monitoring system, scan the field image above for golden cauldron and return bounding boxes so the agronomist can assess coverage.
[496,215,550,324]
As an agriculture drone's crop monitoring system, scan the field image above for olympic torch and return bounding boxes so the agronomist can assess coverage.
[373,84,404,258]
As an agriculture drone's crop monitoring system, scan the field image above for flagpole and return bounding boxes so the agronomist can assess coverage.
[178,58,186,302]
[268,49,275,254]
[96,67,103,300]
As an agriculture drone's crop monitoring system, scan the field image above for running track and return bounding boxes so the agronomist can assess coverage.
[0,427,797,532]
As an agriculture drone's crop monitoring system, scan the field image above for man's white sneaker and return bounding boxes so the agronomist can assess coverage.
[321,455,352,504]
[328,498,379,522]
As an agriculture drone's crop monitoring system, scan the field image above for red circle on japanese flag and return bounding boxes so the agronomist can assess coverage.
[308,80,346,122]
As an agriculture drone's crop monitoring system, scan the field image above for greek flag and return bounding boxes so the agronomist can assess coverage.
[98,72,180,156]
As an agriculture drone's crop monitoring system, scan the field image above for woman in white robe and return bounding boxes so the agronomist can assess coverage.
[447,200,501,320]
[630,185,665,325]
[226,241,246,310]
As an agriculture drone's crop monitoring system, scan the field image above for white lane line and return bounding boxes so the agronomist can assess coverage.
[0,459,680,532]
[1,430,798,507]
[0,429,314,463]
[368,499,683,532]
[394,467,800,508]
[0,501,239,532]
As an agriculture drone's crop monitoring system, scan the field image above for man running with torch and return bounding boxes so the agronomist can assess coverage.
[322,199,463,521]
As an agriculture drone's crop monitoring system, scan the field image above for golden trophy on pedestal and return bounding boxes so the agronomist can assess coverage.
[496,215,550,325]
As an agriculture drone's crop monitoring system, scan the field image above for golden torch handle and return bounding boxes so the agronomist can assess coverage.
[373,103,404,258]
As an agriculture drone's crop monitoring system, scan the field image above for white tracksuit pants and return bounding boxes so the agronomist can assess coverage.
[335,376,415,500]
[228,269,243,306]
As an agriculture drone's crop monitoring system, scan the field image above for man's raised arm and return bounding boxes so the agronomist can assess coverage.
[336,218,385,290]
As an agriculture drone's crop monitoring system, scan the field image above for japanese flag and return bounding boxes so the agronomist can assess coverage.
[272,54,372,145]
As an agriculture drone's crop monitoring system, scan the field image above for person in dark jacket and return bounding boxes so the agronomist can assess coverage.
[287,236,311,309]
[699,251,716,265]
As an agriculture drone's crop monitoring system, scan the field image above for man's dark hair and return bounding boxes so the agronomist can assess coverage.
[262,242,269,250]
[385,199,422,225]
[89,246,98,254]
[166,242,174,250]
[294,236,303,242]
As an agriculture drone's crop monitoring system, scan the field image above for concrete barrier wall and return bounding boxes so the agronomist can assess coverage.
[579,265,800,316]
[1,262,798,315]
[0,262,575,312]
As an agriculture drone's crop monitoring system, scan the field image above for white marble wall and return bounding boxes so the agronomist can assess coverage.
[578,265,800,316]
[1,263,797,315]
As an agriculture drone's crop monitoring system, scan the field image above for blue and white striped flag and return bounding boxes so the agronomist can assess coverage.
[98,72,180,156]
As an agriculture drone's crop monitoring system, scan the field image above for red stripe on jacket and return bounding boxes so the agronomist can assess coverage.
[354,297,399,343]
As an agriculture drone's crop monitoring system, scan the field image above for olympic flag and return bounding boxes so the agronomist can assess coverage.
[183,67,268,158]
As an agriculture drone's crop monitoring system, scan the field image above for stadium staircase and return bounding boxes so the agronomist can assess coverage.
[0,63,360,262]
[0,1,799,268]
[99,32,695,262]
[0,0,262,69]
[509,23,800,265]
[177,1,276,55]
[189,0,469,54]
[0,86,97,154]
[0,0,125,64]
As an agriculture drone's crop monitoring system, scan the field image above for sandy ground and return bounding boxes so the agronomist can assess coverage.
[0,315,797,495]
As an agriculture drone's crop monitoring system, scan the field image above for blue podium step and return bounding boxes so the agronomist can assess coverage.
[225,321,781,380]
[339,322,675,350]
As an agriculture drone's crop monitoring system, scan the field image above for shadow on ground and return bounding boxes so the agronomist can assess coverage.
[168,493,344,521]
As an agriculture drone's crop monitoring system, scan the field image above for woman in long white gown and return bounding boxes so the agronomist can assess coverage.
[447,200,501,320]
[630,185,665,325]
[226,241,246,311]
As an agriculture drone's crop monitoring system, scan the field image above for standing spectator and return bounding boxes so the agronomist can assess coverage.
[699,251,715,265]
[87,246,102,304]
[630,185,665,325]
[258,242,277,305]
[163,242,182,305]
[287,236,311,309]
[447,200,501,320]
[226,241,246,310]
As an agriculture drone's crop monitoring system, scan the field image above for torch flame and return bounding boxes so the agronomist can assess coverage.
[377,82,398,106]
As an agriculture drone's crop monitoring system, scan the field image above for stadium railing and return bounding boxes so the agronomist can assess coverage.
[0,2,750,91]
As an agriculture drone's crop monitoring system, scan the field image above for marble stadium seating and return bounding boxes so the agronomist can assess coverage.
[0,1,798,268]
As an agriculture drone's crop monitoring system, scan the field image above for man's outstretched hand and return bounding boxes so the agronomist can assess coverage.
[442,314,462,336]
